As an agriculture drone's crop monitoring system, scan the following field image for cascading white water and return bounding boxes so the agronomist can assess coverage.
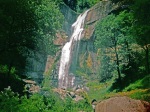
[58,10,89,89]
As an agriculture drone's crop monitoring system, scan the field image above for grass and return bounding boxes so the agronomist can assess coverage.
[86,75,150,102]
[105,89,150,102]
[124,75,150,91]
[87,80,113,101]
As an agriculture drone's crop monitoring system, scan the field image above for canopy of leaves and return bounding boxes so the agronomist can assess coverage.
[0,0,64,92]
[94,11,135,88]
[0,0,37,72]
[62,0,100,12]
[95,0,150,90]
[132,0,150,47]
[0,87,92,112]
[95,11,134,49]
[0,0,63,71]
[34,0,64,55]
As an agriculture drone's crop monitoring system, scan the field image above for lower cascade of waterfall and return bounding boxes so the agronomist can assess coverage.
[58,10,89,89]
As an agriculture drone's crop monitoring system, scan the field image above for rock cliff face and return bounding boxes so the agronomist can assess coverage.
[84,1,112,39]
[25,52,46,84]
[48,1,114,88]
[25,1,114,87]
[60,4,78,37]
[68,1,113,87]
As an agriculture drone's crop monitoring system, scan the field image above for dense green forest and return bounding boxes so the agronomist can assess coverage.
[0,0,63,92]
[0,0,150,111]
[93,0,150,101]
[95,0,150,87]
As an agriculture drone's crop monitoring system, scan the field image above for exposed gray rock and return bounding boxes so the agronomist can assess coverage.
[60,3,78,37]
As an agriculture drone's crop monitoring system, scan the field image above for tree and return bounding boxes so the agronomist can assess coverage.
[95,14,121,83]
[97,49,114,82]
[95,11,134,86]
[34,0,64,55]
[132,0,150,73]
[0,0,64,92]
[0,0,37,75]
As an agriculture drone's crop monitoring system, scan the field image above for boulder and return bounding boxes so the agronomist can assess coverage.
[95,96,150,112]
[69,91,76,98]
[29,85,40,93]
[75,88,85,96]
[23,79,40,94]
[73,95,84,102]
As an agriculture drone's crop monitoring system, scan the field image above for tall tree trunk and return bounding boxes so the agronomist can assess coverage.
[114,45,122,86]
[125,40,131,63]
[145,45,149,74]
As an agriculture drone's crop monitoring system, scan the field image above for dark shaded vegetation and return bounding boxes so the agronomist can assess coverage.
[0,0,63,93]
[0,72,25,94]
[63,0,77,11]
[0,0,36,94]
[62,0,100,13]
[111,0,134,4]
[0,0,36,73]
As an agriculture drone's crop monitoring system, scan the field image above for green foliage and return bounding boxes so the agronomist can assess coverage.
[129,89,150,102]
[0,0,37,74]
[94,7,149,92]
[19,95,47,112]
[0,0,64,93]
[95,11,134,49]
[34,0,64,55]
[0,65,9,74]
[0,65,17,75]
[0,87,61,112]
[77,0,100,13]
[1,0,150,109]
[124,75,150,91]
[87,80,112,100]
[132,0,150,73]
[0,87,20,112]
[0,87,92,112]
[95,11,134,86]
[75,70,88,78]
[0,0,64,69]
[63,97,92,112]
[0,64,25,94]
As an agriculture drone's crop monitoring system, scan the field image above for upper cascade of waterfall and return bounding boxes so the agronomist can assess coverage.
[71,10,89,41]
[58,10,89,89]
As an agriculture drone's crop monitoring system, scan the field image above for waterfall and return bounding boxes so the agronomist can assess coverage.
[58,10,89,89]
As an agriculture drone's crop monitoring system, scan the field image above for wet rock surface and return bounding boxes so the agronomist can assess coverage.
[84,1,113,40]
